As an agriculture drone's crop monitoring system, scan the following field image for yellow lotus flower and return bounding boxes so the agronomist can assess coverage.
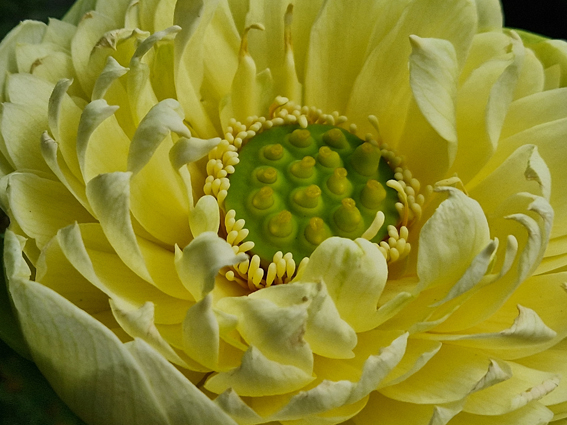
[2,0,567,423]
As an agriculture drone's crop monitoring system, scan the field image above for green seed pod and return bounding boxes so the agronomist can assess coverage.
[334,198,362,232]
[351,142,381,176]
[289,129,313,148]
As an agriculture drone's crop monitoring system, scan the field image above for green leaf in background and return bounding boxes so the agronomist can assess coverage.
[0,338,87,425]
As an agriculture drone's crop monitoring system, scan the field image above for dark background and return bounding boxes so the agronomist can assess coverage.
[0,0,567,40]
[0,0,565,424]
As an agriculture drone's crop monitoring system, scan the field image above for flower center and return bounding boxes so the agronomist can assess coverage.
[224,124,400,262]
[205,99,421,290]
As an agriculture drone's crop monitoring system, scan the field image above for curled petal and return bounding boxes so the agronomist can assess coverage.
[300,237,387,332]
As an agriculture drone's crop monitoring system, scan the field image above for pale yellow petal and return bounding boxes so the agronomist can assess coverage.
[449,402,553,425]
[249,281,357,359]
[490,118,567,239]
[205,346,315,396]
[71,11,118,96]
[214,389,265,425]
[110,299,189,367]
[473,0,503,32]
[173,0,219,136]
[43,18,76,50]
[408,36,458,143]
[86,171,153,283]
[182,293,220,369]
[379,344,493,404]
[54,223,191,324]
[500,88,567,140]
[95,0,130,28]
[127,338,239,424]
[300,237,387,333]
[417,188,490,290]
[468,144,551,214]
[3,172,93,248]
[304,0,383,113]
[513,48,545,100]
[217,296,313,373]
[6,235,171,425]
[353,392,458,425]
[463,361,558,415]
[451,32,524,183]
[433,195,552,333]
[175,231,246,301]
[347,0,477,142]
[0,20,46,103]
[79,101,131,182]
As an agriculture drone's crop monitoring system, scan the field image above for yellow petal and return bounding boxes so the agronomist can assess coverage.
[468,144,551,215]
[86,172,153,283]
[205,346,315,396]
[71,11,118,96]
[463,361,558,415]
[110,299,189,367]
[0,20,46,103]
[473,0,503,32]
[7,233,171,424]
[3,172,93,248]
[300,237,388,333]
[304,0,384,112]
[250,281,357,359]
[451,32,524,183]
[417,187,490,290]
[408,36,458,143]
[217,295,314,373]
[175,231,246,301]
[379,344,494,404]
[126,338,239,424]
[347,0,477,142]
[182,293,220,369]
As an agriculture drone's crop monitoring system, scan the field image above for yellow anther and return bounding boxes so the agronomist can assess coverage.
[361,179,387,209]
[268,210,294,238]
[290,156,316,179]
[263,143,284,161]
[289,129,313,148]
[334,198,362,232]
[304,217,330,246]
[256,167,278,184]
[293,184,321,209]
[252,186,275,210]
[317,146,341,168]
[327,167,349,195]
[351,142,381,176]
[322,128,348,149]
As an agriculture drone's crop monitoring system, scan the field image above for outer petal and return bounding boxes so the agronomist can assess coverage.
[5,230,169,425]
[126,338,238,425]
[0,20,46,103]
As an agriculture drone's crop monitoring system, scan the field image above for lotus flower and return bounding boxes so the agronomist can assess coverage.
[1,0,567,423]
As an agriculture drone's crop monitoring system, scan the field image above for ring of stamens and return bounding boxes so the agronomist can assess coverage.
[205,97,424,290]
